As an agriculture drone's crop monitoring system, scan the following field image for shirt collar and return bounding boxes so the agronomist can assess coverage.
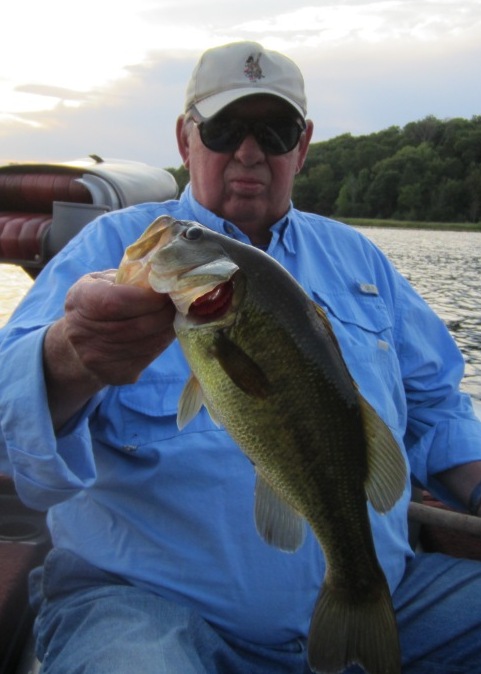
[180,184,295,252]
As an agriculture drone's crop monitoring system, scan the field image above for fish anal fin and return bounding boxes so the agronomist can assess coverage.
[254,473,305,552]
[360,396,407,513]
[212,331,270,399]
[307,578,401,674]
[177,373,205,430]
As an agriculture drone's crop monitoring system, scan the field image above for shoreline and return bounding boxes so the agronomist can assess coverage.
[342,218,481,231]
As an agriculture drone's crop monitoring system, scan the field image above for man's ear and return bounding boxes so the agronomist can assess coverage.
[176,115,190,168]
[296,119,314,174]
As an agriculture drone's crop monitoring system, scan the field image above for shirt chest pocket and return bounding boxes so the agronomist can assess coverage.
[118,376,186,446]
[91,376,187,458]
[313,289,393,354]
[311,288,404,425]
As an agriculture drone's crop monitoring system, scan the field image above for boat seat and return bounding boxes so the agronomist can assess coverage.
[0,170,94,274]
[0,212,54,262]
[0,475,50,674]
[0,157,178,277]
[0,171,92,212]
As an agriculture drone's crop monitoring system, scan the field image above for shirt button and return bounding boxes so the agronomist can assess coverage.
[224,224,235,236]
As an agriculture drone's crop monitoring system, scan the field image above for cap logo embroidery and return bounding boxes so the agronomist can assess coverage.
[244,53,264,82]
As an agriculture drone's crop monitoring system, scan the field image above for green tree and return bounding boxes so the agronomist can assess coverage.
[466,167,481,222]
[365,170,400,218]
[166,165,189,195]
[335,169,371,217]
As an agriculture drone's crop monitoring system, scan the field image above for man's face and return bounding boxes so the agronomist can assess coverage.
[177,95,313,245]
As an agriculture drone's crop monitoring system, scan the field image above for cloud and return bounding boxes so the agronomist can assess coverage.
[0,1,480,169]
[0,53,193,168]
[14,84,90,101]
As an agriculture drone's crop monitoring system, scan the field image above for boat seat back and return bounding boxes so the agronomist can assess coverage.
[0,172,92,212]
[0,169,94,274]
[0,158,178,277]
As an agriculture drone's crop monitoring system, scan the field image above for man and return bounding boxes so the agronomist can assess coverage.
[1,41,481,674]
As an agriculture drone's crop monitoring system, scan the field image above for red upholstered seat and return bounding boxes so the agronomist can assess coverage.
[0,173,92,212]
[0,212,52,261]
[0,158,178,273]
[0,171,92,264]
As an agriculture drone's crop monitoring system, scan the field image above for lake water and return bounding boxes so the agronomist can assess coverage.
[1,227,481,399]
[0,264,33,326]
[358,228,481,401]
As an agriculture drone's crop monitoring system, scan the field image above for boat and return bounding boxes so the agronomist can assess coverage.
[0,157,480,673]
[0,155,178,277]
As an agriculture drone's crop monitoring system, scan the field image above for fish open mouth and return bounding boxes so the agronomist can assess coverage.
[188,280,234,320]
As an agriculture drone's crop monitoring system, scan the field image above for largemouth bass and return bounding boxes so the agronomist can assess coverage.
[116,215,407,674]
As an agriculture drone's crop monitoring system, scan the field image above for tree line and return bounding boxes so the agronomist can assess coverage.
[167,115,481,223]
[293,115,481,223]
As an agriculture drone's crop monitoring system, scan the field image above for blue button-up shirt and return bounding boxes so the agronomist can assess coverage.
[1,186,481,645]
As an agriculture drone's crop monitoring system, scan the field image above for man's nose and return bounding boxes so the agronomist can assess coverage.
[234,133,266,164]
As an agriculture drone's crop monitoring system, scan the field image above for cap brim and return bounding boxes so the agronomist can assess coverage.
[194,88,306,120]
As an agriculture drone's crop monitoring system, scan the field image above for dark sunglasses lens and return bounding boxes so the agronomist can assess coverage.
[255,120,303,155]
[199,118,303,155]
[199,119,245,153]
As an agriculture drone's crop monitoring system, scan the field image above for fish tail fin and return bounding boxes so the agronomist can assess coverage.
[307,579,401,674]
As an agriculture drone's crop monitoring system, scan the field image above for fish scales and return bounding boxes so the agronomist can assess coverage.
[183,277,370,546]
[116,215,406,674]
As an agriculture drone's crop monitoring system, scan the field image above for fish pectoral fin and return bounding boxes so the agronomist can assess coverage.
[203,399,222,428]
[177,373,205,430]
[307,577,401,674]
[178,373,222,429]
[212,331,270,399]
[254,473,305,552]
[360,396,407,513]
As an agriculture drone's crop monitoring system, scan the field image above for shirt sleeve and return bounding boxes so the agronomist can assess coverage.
[0,211,130,510]
[0,202,184,510]
[0,322,105,510]
[395,274,481,507]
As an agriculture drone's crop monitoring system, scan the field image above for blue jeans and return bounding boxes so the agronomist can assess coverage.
[30,548,481,674]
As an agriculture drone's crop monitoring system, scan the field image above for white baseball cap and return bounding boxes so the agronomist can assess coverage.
[185,41,307,120]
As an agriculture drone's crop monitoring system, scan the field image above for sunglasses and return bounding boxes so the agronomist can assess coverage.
[194,115,306,156]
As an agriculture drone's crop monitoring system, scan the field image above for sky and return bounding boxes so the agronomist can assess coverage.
[1,0,480,170]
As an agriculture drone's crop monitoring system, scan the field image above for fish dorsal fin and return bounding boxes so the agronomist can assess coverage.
[313,302,345,360]
[212,331,270,399]
[177,373,205,430]
[313,301,406,512]
[360,396,407,513]
[254,472,305,552]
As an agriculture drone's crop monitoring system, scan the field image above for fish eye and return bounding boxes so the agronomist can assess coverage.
[183,226,203,240]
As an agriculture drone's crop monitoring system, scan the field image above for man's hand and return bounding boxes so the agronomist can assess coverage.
[43,270,176,429]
